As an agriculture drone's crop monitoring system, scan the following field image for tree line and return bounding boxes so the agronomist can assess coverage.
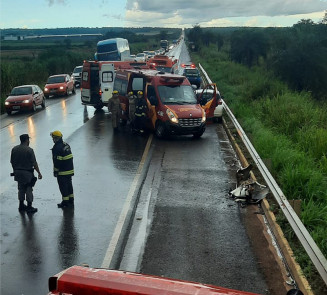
[186,14,327,100]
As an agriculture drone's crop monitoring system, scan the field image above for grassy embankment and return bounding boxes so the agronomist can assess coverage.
[191,45,327,294]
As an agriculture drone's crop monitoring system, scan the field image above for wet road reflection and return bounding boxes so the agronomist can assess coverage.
[58,208,79,269]
[1,94,148,295]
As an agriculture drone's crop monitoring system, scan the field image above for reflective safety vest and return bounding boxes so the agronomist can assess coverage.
[52,139,74,176]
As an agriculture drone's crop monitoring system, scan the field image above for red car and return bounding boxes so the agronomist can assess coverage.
[4,85,45,115]
[44,74,75,98]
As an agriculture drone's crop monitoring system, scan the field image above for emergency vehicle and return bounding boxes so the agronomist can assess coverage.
[81,61,153,110]
[114,68,206,138]
[47,265,261,294]
[148,55,178,74]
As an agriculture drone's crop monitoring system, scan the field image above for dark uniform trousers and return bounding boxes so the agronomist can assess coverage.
[57,175,74,202]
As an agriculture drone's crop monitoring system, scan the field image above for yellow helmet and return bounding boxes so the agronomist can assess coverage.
[128,91,134,96]
[112,90,119,95]
[137,91,143,96]
[50,130,63,137]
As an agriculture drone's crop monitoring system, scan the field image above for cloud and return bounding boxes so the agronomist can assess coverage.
[125,0,327,27]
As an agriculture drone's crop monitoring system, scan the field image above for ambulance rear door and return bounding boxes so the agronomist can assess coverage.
[100,63,115,105]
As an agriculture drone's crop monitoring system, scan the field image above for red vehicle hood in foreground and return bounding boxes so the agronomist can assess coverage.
[48,266,260,295]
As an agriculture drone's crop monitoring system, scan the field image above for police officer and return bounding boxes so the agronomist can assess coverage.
[134,91,148,133]
[50,131,74,208]
[128,91,136,129]
[108,90,121,130]
[10,134,42,213]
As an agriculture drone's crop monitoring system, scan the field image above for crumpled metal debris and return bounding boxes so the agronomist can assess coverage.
[229,164,269,206]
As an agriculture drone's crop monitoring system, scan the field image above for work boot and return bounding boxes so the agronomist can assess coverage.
[18,202,27,212]
[57,201,69,208]
[26,205,38,214]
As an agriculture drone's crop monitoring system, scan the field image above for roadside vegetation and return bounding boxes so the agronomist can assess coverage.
[187,16,327,294]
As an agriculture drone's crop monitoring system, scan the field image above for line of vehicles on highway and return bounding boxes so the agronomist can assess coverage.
[4,37,223,139]
[79,37,223,138]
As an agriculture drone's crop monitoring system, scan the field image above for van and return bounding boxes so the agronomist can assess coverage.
[81,61,115,110]
[81,60,154,110]
[114,69,206,138]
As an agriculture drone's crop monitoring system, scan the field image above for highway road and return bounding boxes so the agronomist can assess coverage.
[0,41,289,295]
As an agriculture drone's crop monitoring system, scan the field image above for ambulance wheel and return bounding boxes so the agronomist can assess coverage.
[155,122,166,138]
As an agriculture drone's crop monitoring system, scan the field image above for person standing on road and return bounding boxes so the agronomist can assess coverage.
[10,134,42,213]
[50,130,74,209]
[128,91,136,130]
[108,90,121,131]
[134,91,148,134]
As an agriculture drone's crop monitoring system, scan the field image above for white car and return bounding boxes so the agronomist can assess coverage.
[195,88,223,123]
[134,53,146,62]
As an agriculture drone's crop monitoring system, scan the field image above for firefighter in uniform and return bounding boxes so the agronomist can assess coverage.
[128,91,136,129]
[108,90,121,130]
[134,91,148,134]
[50,130,74,208]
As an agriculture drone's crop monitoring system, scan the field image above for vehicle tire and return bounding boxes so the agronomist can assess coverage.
[32,102,37,112]
[155,122,166,139]
[193,127,205,138]
[41,98,46,109]
[72,86,76,94]
[217,116,223,123]
[6,110,12,115]
[45,95,49,99]
[94,105,103,110]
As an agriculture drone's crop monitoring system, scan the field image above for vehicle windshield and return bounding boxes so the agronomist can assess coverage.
[10,87,32,96]
[73,67,82,74]
[157,85,197,105]
[47,76,65,84]
[184,69,199,76]
[156,66,173,73]
[97,51,120,61]
[136,53,145,57]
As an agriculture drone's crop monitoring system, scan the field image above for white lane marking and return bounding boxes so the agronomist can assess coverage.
[101,134,153,268]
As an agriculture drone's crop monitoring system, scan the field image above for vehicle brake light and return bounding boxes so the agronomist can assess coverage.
[99,90,102,96]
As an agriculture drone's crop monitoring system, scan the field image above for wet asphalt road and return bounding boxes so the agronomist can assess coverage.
[119,125,268,295]
[1,41,272,295]
[0,92,148,295]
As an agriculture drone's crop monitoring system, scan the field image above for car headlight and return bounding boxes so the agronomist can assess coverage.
[166,109,178,124]
[44,87,49,92]
[201,109,206,123]
[60,86,64,90]
[5,101,10,105]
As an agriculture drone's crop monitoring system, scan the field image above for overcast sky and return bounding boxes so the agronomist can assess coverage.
[1,0,326,29]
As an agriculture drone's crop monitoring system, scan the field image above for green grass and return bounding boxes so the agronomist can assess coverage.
[191,45,327,293]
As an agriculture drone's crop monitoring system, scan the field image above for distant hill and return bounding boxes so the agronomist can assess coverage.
[1,27,181,39]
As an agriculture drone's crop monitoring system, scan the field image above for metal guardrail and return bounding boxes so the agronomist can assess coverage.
[199,63,327,286]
